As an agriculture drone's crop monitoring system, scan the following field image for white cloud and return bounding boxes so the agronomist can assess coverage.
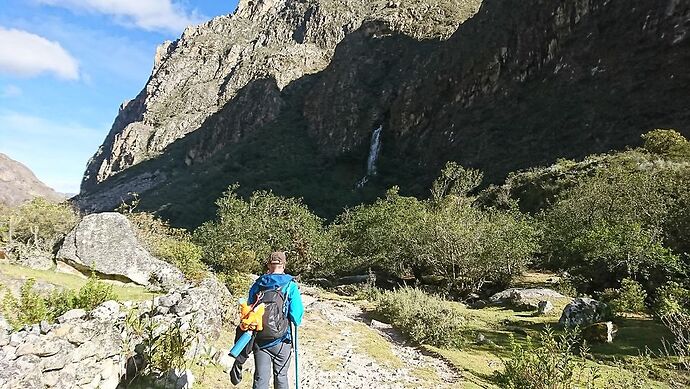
[37,0,205,33]
[1,85,22,98]
[0,27,80,80]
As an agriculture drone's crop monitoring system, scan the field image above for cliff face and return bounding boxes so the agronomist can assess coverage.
[0,154,64,207]
[78,0,690,227]
[81,0,480,192]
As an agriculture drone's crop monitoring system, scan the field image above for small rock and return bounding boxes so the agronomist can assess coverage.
[582,321,618,343]
[537,300,554,315]
[369,320,392,330]
[43,371,60,387]
[91,301,120,321]
[172,300,193,316]
[475,333,487,344]
[159,292,182,308]
[57,309,87,323]
[39,321,52,334]
[470,300,488,309]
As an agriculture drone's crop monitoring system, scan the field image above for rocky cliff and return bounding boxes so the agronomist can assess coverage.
[78,0,690,227]
[0,154,63,207]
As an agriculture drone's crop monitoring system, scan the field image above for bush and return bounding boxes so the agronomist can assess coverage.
[1,279,49,329]
[541,165,682,291]
[125,211,207,281]
[642,129,690,158]
[653,281,690,316]
[194,185,334,277]
[331,186,425,277]
[334,163,538,296]
[46,274,117,318]
[600,278,647,315]
[0,275,116,328]
[412,200,537,294]
[373,287,466,348]
[495,327,596,389]
[0,198,79,252]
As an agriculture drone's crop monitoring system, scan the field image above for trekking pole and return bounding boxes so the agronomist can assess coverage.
[293,322,299,389]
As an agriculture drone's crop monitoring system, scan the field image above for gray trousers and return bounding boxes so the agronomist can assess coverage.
[253,341,292,389]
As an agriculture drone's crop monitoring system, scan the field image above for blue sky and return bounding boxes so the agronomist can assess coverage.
[0,0,240,194]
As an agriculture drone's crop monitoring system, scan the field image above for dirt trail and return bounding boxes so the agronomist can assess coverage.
[234,293,460,388]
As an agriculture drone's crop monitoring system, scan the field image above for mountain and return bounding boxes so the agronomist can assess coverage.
[0,154,64,207]
[77,0,690,227]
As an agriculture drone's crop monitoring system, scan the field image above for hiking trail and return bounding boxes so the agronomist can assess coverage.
[231,290,461,388]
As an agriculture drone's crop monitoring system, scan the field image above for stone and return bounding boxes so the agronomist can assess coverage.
[490,288,566,304]
[537,300,554,315]
[582,321,618,343]
[15,247,54,271]
[475,333,487,345]
[158,292,182,308]
[90,300,120,321]
[56,212,186,289]
[16,337,62,357]
[43,370,59,387]
[71,341,99,362]
[57,309,87,324]
[39,321,52,335]
[559,298,609,328]
[369,320,393,331]
[163,368,195,389]
[41,351,70,371]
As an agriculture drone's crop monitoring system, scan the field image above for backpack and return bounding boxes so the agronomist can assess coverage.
[254,283,289,342]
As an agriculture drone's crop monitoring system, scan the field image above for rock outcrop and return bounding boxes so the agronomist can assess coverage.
[80,0,479,194]
[0,277,230,389]
[559,297,609,328]
[57,213,185,289]
[0,154,64,207]
[77,0,690,227]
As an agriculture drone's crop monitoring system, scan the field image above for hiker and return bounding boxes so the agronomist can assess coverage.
[231,251,304,389]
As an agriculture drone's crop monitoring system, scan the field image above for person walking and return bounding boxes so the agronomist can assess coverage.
[245,251,303,389]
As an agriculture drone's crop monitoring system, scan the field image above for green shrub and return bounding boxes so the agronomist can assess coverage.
[0,198,79,252]
[125,211,207,281]
[334,163,538,296]
[1,275,116,328]
[599,278,647,315]
[654,281,690,316]
[495,327,596,389]
[374,287,466,348]
[642,129,689,157]
[46,274,117,316]
[194,185,334,277]
[1,279,49,329]
[541,165,682,291]
[331,186,425,277]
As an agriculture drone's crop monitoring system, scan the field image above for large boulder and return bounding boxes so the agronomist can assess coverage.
[57,212,185,290]
[559,297,610,328]
[490,288,567,310]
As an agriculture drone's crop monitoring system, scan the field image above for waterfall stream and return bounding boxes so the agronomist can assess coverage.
[356,126,382,188]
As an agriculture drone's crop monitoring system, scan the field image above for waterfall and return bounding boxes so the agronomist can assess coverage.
[356,126,382,188]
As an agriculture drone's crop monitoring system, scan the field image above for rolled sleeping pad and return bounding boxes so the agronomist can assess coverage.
[229,330,253,358]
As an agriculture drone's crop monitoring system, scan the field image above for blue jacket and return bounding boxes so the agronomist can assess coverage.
[248,273,304,349]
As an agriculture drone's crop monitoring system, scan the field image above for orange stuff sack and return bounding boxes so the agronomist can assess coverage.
[239,302,265,331]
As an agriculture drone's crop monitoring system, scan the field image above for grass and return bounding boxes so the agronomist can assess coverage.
[353,271,685,388]
[0,262,157,301]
